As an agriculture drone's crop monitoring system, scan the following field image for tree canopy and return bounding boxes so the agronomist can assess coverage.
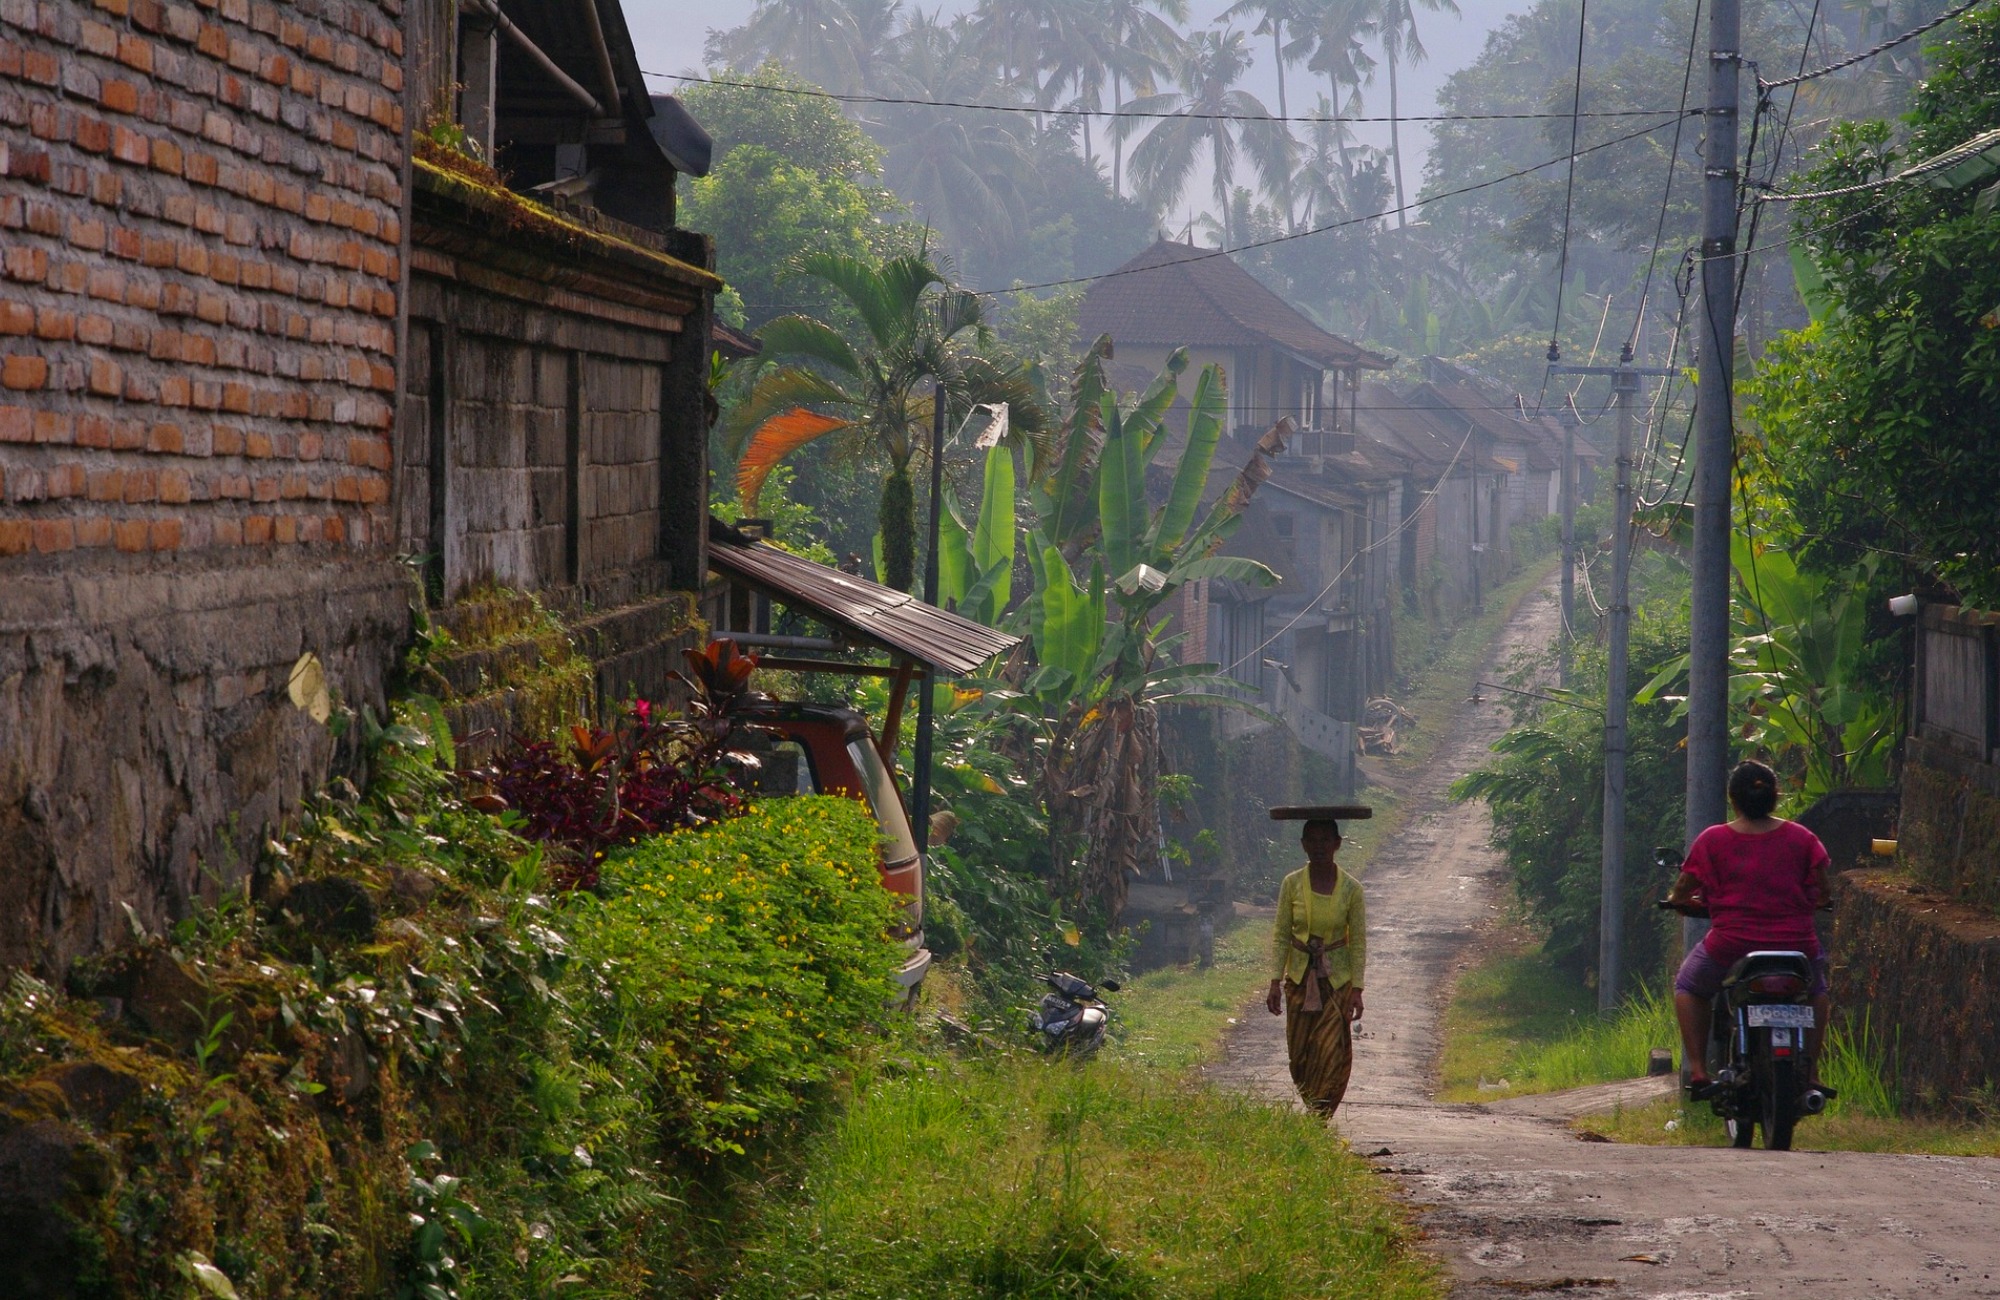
[1748,4,2000,607]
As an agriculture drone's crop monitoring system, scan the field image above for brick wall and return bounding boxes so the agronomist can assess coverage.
[1,0,406,555]
[0,0,413,972]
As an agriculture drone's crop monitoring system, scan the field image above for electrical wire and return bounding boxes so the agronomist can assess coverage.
[1757,0,1980,90]
[1223,421,1478,674]
[644,68,1689,126]
[1624,0,1705,360]
[974,113,1693,296]
[1538,0,1593,410]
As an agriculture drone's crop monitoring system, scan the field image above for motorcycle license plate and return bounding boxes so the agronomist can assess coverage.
[1746,1004,1815,1029]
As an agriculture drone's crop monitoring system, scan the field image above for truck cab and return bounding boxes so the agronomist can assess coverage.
[731,699,931,998]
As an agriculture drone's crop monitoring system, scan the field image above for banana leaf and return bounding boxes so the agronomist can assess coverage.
[970,443,1017,617]
[1150,363,1226,554]
[1097,401,1144,584]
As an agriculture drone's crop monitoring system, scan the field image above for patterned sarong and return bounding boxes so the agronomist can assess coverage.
[1284,977,1354,1115]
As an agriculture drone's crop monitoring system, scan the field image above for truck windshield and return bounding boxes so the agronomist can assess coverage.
[846,738,919,864]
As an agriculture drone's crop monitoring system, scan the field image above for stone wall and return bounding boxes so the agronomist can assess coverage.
[401,155,718,749]
[0,0,411,973]
[1900,733,2000,916]
[1833,869,2000,1113]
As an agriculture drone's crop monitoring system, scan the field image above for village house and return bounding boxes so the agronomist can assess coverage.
[1077,239,1401,774]
[0,0,722,971]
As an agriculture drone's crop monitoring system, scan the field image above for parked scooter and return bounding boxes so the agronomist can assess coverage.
[1658,894,1829,1150]
[1026,971,1120,1058]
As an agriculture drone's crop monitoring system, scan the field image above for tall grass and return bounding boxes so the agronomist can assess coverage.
[1497,987,1901,1124]
[722,1054,1440,1300]
[1503,987,1679,1093]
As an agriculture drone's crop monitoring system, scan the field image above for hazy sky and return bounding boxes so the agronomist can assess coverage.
[625,2,1519,230]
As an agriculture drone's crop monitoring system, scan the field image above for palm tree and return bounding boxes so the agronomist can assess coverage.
[867,14,1037,252]
[1126,30,1294,247]
[1295,0,1377,177]
[1291,93,1366,229]
[1102,0,1189,198]
[1219,0,1309,119]
[1371,0,1461,227]
[705,0,898,94]
[726,251,1042,592]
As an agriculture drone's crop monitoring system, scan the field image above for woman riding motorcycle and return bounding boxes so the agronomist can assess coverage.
[1665,760,1835,1099]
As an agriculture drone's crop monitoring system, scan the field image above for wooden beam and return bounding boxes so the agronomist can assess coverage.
[752,655,922,679]
[878,659,918,764]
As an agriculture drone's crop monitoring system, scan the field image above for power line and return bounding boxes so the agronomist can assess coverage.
[1223,422,1479,674]
[1540,0,1593,410]
[1624,0,1705,360]
[645,69,1690,126]
[1757,0,1981,90]
[975,113,1694,295]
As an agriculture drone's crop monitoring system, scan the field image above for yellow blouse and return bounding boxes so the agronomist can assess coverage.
[1271,866,1366,988]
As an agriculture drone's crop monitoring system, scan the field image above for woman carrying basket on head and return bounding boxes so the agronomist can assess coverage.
[1265,810,1368,1116]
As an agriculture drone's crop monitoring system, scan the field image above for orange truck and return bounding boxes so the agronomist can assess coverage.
[731,697,931,999]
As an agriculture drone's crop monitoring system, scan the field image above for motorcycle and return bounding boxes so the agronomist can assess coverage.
[1026,971,1120,1058]
[1658,895,1829,1150]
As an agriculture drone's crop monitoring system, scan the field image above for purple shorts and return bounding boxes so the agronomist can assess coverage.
[1673,942,1830,1001]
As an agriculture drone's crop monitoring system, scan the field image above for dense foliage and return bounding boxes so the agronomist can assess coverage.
[1452,559,1690,990]
[1747,3,2000,607]
[577,798,903,1157]
[0,704,903,1299]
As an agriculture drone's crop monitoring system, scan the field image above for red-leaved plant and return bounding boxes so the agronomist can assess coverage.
[469,641,769,889]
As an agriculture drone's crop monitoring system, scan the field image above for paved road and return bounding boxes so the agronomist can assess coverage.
[1205,580,2000,1299]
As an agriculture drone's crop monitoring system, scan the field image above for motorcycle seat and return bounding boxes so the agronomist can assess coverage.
[1722,950,1812,983]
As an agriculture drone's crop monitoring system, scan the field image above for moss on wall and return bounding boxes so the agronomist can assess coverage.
[1833,869,2000,1114]
[1899,738,2000,914]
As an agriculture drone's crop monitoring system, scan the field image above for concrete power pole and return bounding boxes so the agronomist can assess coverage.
[1549,357,1671,1009]
[1597,365,1638,1011]
[1560,418,1576,688]
[1687,0,1741,954]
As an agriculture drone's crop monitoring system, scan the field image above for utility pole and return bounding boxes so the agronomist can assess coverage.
[1599,363,1638,1011]
[1560,414,1577,688]
[910,382,946,854]
[1688,0,1741,955]
[1547,358,1672,1011]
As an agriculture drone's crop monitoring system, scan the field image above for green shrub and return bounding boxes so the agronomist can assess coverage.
[574,796,904,1156]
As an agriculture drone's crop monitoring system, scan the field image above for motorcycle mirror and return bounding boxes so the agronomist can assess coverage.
[1099,979,1121,992]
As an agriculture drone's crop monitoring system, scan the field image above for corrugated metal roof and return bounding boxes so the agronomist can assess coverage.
[708,526,1020,675]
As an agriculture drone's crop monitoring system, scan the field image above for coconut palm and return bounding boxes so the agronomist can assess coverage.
[867,14,1037,251]
[1103,0,1190,197]
[1126,29,1295,247]
[1219,0,1311,119]
[1372,0,1461,226]
[1295,0,1378,176]
[704,0,899,94]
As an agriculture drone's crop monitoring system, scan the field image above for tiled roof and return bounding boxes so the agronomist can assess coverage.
[1079,240,1391,371]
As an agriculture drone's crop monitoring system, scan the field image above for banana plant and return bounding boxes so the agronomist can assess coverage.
[1636,539,1895,803]
[938,337,1290,918]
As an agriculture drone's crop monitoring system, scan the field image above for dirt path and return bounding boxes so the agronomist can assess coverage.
[1205,578,2000,1299]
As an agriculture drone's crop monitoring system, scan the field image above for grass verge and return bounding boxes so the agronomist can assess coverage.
[1438,927,2000,1154]
[721,1054,1440,1300]
[1114,916,1270,1072]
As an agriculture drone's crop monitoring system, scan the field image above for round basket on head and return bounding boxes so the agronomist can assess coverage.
[1269,805,1373,822]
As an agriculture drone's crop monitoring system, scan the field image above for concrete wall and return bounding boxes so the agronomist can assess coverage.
[0,0,411,972]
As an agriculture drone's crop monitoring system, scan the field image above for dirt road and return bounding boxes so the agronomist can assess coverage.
[1206,579,2000,1298]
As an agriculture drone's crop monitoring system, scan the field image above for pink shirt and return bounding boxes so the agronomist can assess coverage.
[1684,821,1830,966]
